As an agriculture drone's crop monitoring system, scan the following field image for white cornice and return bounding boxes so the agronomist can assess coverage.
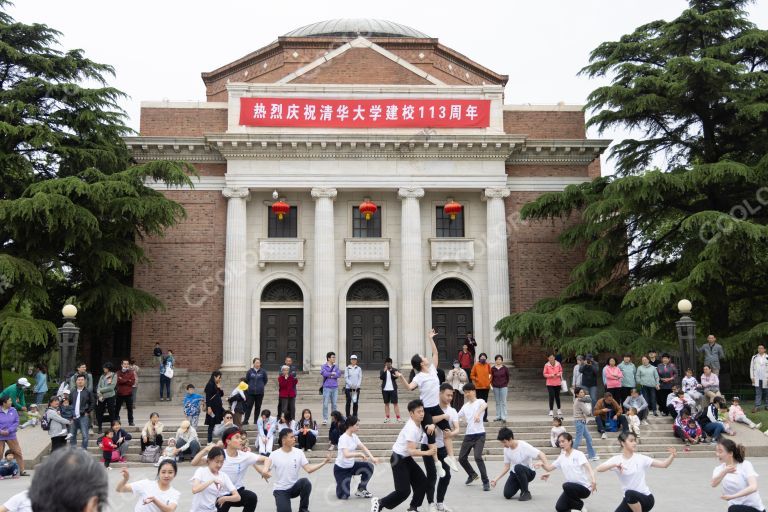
[146,175,226,191]
[125,137,226,163]
[503,104,584,112]
[507,139,610,165]
[140,101,228,109]
[226,83,504,96]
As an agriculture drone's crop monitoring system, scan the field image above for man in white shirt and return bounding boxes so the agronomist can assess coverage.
[456,382,490,491]
[262,427,332,512]
[490,427,548,502]
[750,344,768,412]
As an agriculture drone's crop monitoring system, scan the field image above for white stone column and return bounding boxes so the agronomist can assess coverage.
[398,187,425,365]
[484,187,513,363]
[221,187,250,370]
[311,188,337,370]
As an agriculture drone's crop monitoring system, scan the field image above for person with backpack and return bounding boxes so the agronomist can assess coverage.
[43,395,70,452]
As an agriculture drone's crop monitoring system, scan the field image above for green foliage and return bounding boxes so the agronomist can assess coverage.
[0,1,196,372]
[497,0,768,361]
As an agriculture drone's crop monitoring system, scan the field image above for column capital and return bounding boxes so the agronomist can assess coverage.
[483,187,511,200]
[222,187,250,200]
[311,187,338,200]
[398,187,425,200]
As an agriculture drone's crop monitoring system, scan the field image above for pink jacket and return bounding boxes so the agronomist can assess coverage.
[603,365,624,389]
[543,362,563,386]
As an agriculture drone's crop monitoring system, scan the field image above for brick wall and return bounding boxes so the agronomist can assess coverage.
[503,110,586,139]
[131,190,226,371]
[291,47,432,85]
[139,108,227,136]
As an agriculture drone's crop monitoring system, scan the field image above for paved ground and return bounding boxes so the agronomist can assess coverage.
[2,452,767,511]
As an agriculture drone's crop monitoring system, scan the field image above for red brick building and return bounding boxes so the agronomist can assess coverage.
[125,19,607,372]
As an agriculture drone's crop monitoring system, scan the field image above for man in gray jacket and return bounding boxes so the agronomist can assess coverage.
[344,355,363,418]
[698,334,726,374]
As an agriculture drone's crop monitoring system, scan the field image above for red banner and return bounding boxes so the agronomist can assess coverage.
[239,97,491,128]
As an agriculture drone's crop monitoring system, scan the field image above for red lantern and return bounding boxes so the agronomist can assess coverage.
[271,200,290,220]
[443,200,462,220]
[359,199,378,221]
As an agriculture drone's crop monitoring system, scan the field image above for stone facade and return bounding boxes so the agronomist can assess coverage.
[127,20,608,372]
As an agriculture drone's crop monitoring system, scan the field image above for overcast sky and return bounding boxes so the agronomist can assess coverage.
[8,1,768,175]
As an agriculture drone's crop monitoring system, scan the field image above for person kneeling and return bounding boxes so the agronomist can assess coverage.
[490,427,548,501]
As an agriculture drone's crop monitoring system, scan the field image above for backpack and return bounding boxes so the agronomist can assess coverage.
[140,445,161,464]
[40,409,52,431]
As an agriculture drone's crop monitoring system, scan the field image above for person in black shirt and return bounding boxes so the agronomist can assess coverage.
[579,354,599,406]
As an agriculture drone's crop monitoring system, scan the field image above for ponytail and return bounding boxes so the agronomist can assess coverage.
[718,438,746,464]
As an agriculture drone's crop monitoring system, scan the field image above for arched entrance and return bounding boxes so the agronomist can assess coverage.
[431,278,474,364]
[346,278,389,369]
[260,279,304,371]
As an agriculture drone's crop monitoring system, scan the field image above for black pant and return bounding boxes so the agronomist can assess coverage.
[728,506,765,512]
[503,464,535,498]
[243,394,264,424]
[219,487,257,512]
[115,394,134,425]
[102,450,112,468]
[547,385,561,410]
[596,415,629,434]
[459,433,488,483]
[273,478,311,512]
[141,434,162,453]
[278,397,296,421]
[297,432,316,450]
[345,388,359,418]
[333,461,373,499]
[51,436,67,452]
[476,389,490,421]
[422,405,451,444]
[615,491,655,512]
[619,387,634,406]
[556,482,591,511]
[657,389,672,414]
[94,397,116,432]
[420,445,450,505]
[379,454,427,511]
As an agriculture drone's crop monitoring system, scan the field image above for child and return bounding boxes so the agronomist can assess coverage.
[297,409,318,452]
[627,407,641,439]
[665,385,681,416]
[0,451,19,479]
[152,342,163,366]
[682,418,702,451]
[549,417,566,448]
[100,430,117,469]
[328,410,345,451]
[670,390,696,418]
[227,379,248,426]
[59,394,74,441]
[729,396,762,430]
[19,404,39,429]
[717,401,736,435]
[673,408,693,442]
[190,446,240,512]
[681,368,702,402]
[256,409,277,456]
[157,438,177,466]
[183,384,205,429]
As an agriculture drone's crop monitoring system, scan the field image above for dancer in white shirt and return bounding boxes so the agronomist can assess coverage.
[711,438,766,512]
[537,432,596,512]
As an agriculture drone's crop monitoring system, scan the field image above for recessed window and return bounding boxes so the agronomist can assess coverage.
[352,206,382,238]
[435,206,464,237]
[267,206,298,238]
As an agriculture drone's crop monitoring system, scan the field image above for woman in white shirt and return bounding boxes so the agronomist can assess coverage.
[537,432,596,512]
[333,415,379,499]
[711,439,766,512]
[116,460,181,512]
[596,431,676,511]
[190,446,240,512]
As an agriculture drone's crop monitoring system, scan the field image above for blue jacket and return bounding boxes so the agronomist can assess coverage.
[245,368,268,395]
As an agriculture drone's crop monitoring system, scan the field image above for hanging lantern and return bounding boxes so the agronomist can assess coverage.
[271,199,290,220]
[443,200,462,221]
[359,199,378,221]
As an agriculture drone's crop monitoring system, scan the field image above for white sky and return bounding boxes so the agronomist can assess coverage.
[9,0,768,176]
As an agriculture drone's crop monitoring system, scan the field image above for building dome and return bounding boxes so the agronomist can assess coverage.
[283,18,430,39]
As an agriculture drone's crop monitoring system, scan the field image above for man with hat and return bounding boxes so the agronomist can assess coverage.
[1,378,31,412]
[344,355,363,418]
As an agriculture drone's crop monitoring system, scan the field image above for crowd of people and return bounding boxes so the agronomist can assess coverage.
[2,334,768,512]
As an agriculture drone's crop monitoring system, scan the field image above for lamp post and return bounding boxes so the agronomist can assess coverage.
[57,305,80,382]
[675,299,697,373]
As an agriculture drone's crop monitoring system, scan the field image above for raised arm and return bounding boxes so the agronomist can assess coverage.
[650,447,677,468]
[428,329,439,368]
[115,469,133,493]
[303,453,333,474]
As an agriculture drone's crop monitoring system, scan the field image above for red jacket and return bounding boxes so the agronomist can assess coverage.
[101,436,116,452]
[278,375,298,398]
[116,370,136,396]
[457,351,473,369]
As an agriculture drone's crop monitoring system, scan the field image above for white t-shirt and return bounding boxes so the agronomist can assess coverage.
[713,461,765,509]
[383,371,394,391]
[420,406,459,449]
[412,365,440,407]
[190,467,237,512]
[503,440,541,470]
[552,450,591,489]
[458,399,486,435]
[336,432,361,468]
[392,419,424,457]
[130,479,181,512]
[604,453,653,495]
[269,448,309,491]
[222,450,261,489]
[2,491,31,512]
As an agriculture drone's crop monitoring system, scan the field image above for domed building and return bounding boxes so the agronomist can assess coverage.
[126,19,608,372]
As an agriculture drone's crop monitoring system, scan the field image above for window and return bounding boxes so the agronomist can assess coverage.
[352,206,382,238]
[267,206,298,238]
[435,206,464,237]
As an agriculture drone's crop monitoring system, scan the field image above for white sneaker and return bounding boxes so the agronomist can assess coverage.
[355,489,373,498]
[642,420,649,426]
[754,423,762,430]
[557,409,563,416]
[370,497,380,512]
[589,455,600,461]
[429,503,438,512]
[548,410,554,417]
[763,429,768,437]
[601,433,607,439]
[322,420,327,426]
[582,506,589,512]
[444,455,460,472]
[383,418,390,423]
[436,463,446,479]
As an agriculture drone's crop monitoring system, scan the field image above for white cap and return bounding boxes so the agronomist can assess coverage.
[350,354,358,359]
[17,377,30,388]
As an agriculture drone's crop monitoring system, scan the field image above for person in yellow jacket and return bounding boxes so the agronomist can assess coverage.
[470,353,492,422]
